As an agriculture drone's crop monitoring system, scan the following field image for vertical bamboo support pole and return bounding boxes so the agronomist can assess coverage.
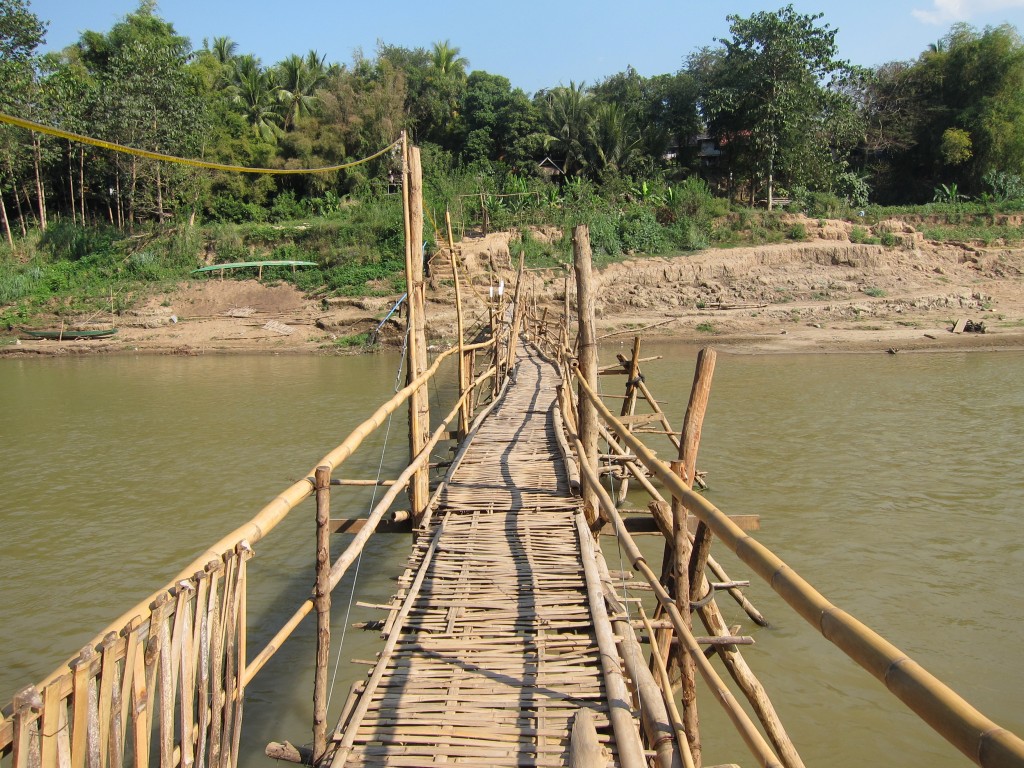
[12,686,42,768]
[506,253,526,370]
[617,336,643,503]
[445,209,468,439]
[681,349,717,598]
[671,458,699,767]
[573,225,600,526]
[402,136,430,525]
[313,466,332,761]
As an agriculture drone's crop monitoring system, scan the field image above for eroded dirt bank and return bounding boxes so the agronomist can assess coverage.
[5,217,1024,357]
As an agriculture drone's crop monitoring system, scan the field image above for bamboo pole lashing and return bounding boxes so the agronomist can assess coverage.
[575,372,1024,767]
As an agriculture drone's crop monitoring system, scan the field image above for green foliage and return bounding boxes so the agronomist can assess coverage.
[933,182,967,205]
[786,222,808,240]
[695,321,716,334]
[863,286,886,297]
[940,127,973,166]
[619,206,665,253]
[849,225,879,244]
[983,170,1024,202]
[701,4,857,201]
[334,331,370,348]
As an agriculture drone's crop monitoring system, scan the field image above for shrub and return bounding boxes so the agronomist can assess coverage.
[786,222,808,241]
[619,207,666,254]
[269,190,308,222]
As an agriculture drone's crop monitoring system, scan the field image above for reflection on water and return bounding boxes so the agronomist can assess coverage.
[1,348,1021,767]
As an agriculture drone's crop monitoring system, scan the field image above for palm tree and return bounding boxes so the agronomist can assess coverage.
[228,55,283,141]
[276,50,329,131]
[588,101,641,177]
[211,36,237,65]
[543,82,593,178]
[431,40,467,78]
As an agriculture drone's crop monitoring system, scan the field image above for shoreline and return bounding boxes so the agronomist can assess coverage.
[5,229,1024,359]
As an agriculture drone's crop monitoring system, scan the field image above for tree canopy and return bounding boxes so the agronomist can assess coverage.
[1,0,1024,239]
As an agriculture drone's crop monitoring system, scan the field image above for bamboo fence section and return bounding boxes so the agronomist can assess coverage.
[1,343,500,767]
[573,372,1024,768]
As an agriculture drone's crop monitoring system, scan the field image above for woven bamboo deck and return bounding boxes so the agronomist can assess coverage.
[328,349,626,766]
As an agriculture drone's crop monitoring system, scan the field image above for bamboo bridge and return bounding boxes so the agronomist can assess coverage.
[3,137,1024,768]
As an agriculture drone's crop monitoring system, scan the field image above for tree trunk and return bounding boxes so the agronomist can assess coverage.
[31,133,46,231]
[66,142,76,225]
[0,192,13,247]
[155,162,164,222]
[78,147,86,225]
[115,171,123,229]
[128,156,137,230]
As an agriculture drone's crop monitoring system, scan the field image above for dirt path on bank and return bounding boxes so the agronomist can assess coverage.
[4,216,1024,357]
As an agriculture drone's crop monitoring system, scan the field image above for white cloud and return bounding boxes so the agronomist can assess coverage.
[913,0,1024,24]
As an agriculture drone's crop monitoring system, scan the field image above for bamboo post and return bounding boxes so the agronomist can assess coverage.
[596,552,683,768]
[402,135,430,526]
[312,466,331,762]
[573,225,600,526]
[617,337,643,503]
[12,686,42,768]
[445,209,468,439]
[506,253,526,372]
[672,459,700,767]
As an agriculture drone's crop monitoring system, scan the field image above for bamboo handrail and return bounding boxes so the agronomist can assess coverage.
[573,371,1024,768]
[243,364,496,685]
[558,384,784,768]
[4,338,493,713]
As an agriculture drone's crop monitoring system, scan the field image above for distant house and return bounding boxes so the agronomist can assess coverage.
[692,134,723,164]
[538,156,565,180]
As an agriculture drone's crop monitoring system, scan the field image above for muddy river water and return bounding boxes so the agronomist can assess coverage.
[1,346,1021,766]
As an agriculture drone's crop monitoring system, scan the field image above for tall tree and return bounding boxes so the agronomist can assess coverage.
[702,5,855,206]
[0,0,47,241]
[430,40,467,78]
[228,54,283,141]
[275,50,329,131]
[80,1,205,226]
[542,82,593,178]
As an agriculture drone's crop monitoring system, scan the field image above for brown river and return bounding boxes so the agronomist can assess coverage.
[1,345,1021,767]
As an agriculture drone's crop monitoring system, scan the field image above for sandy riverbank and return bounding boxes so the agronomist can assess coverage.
[4,218,1024,358]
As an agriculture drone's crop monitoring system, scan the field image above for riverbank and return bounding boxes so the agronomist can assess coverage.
[4,218,1024,357]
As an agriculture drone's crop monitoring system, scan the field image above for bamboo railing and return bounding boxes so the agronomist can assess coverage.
[524,223,1024,768]
[0,135,525,768]
[0,335,506,768]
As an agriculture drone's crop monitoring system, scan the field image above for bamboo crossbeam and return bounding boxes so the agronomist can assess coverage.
[575,372,1024,768]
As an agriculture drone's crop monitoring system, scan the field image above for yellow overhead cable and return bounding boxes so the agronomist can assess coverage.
[0,112,401,175]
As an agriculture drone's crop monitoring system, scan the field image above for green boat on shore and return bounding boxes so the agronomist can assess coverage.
[20,327,119,340]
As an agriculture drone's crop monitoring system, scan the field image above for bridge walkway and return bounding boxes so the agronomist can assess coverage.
[327,347,628,766]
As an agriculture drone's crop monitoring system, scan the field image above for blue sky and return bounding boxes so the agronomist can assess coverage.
[28,0,1024,94]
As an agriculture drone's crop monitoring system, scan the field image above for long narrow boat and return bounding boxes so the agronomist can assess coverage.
[20,327,119,340]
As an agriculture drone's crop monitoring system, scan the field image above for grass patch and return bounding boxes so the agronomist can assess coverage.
[333,332,371,348]
[695,322,717,334]
[863,287,886,297]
